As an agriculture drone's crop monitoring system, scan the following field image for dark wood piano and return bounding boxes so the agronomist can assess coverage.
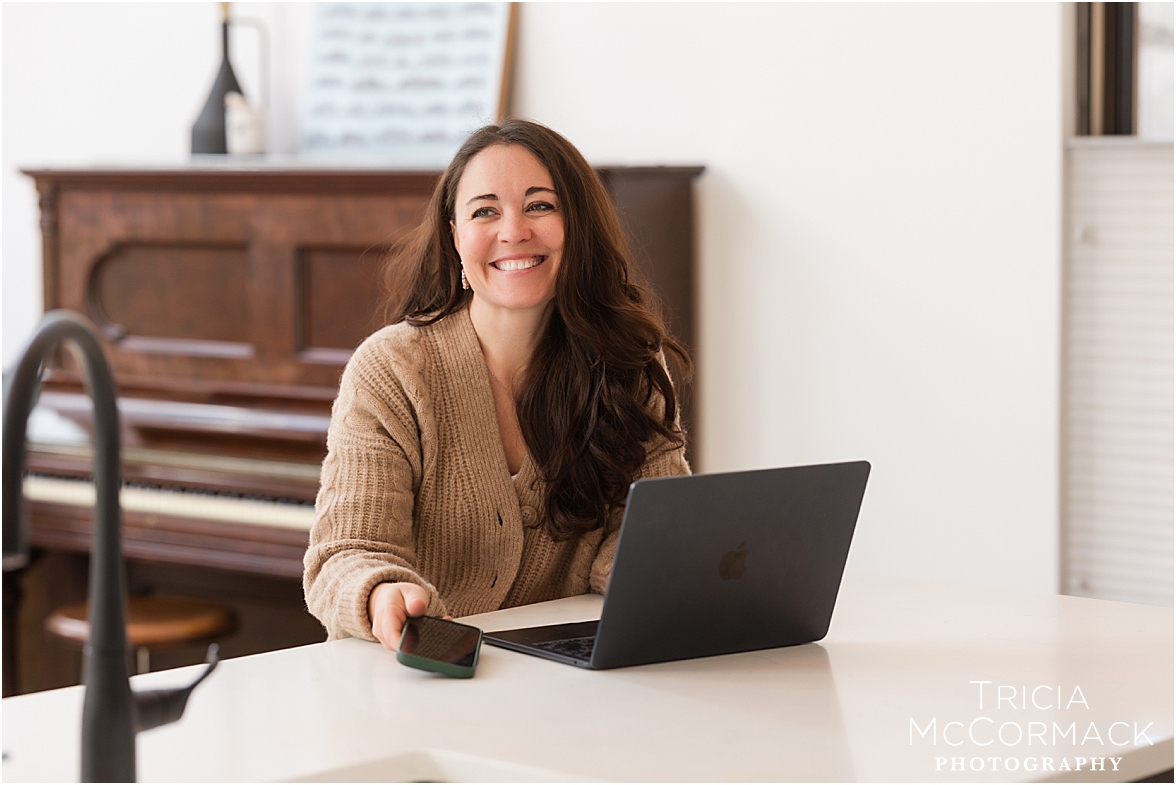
[9,164,701,695]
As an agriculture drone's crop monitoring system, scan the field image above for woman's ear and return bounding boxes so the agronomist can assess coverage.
[450,219,460,256]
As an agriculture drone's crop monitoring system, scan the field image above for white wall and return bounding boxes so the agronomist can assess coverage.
[1,3,1063,594]
[510,3,1063,593]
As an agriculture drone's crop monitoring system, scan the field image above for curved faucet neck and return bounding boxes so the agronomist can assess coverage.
[2,310,133,781]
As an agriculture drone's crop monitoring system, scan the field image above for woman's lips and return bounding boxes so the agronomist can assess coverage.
[491,255,546,271]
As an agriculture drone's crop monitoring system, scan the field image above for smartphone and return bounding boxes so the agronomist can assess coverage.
[396,616,483,678]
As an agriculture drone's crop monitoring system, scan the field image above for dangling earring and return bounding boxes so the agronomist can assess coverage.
[461,268,470,290]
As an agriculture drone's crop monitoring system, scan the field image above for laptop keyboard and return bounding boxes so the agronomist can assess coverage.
[532,636,596,661]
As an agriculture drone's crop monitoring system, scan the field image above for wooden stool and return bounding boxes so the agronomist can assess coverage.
[46,596,236,674]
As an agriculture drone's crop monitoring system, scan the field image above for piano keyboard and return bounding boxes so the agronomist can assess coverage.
[23,475,316,531]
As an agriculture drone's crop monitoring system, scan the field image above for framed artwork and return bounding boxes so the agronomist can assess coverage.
[300,2,515,165]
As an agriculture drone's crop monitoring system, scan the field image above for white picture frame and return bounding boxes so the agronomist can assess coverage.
[300,2,515,166]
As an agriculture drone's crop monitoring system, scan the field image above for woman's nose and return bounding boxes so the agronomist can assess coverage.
[497,210,531,243]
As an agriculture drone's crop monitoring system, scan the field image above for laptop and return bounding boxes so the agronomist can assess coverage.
[484,460,870,669]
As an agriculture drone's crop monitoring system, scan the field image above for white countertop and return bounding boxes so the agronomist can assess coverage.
[3,573,1171,782]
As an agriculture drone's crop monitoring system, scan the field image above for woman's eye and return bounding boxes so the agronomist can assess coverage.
[527,201,556,213]
[471,206,495,219]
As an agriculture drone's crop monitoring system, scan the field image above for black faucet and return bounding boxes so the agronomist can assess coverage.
[2,311,217,782]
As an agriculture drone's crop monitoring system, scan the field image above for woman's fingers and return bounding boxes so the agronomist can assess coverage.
[369,583,403,651]
[368,582,432,651]
[399,582,431,619]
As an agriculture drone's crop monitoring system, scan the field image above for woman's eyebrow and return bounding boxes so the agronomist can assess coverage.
[465,186,555,207]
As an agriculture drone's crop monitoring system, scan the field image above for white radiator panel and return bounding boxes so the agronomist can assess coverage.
[1065,139,1173,607]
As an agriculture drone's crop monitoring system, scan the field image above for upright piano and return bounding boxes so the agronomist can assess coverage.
[9,164,701,694]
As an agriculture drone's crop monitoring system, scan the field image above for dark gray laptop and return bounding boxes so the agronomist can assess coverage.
[484,460,870,669]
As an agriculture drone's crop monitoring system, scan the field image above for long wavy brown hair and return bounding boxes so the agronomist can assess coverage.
[384,119,690,541]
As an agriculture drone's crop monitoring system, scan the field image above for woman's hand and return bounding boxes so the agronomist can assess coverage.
[368,582,431,651]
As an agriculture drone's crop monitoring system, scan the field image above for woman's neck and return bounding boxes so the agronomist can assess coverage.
[468,297,553,391]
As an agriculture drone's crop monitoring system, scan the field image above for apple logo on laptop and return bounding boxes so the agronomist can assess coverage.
[719,541,749,580]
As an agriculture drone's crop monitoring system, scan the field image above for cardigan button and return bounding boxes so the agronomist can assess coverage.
[520,506,537,523]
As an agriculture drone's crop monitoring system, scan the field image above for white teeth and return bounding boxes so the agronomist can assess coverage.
[493,257,543,271]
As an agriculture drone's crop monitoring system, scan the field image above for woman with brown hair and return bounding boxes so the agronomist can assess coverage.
[303,120,691,650]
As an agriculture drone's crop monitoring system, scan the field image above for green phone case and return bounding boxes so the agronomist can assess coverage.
[396,619,482,678]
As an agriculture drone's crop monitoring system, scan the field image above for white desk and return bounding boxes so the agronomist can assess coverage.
[3,573,1171,782]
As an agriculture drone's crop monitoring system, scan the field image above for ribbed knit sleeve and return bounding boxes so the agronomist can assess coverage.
[303,331,448,641]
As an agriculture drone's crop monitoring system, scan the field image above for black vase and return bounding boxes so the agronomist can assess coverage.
[191,20,243,155]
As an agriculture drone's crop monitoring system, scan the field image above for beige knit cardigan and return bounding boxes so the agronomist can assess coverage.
[303,306,690,641]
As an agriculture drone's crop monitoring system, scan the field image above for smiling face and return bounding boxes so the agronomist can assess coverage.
[451,143,565,316]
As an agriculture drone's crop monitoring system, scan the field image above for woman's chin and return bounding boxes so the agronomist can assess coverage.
[473,289,556,314]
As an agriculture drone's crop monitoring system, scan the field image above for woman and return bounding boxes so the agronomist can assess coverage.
[303,120,691,650]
